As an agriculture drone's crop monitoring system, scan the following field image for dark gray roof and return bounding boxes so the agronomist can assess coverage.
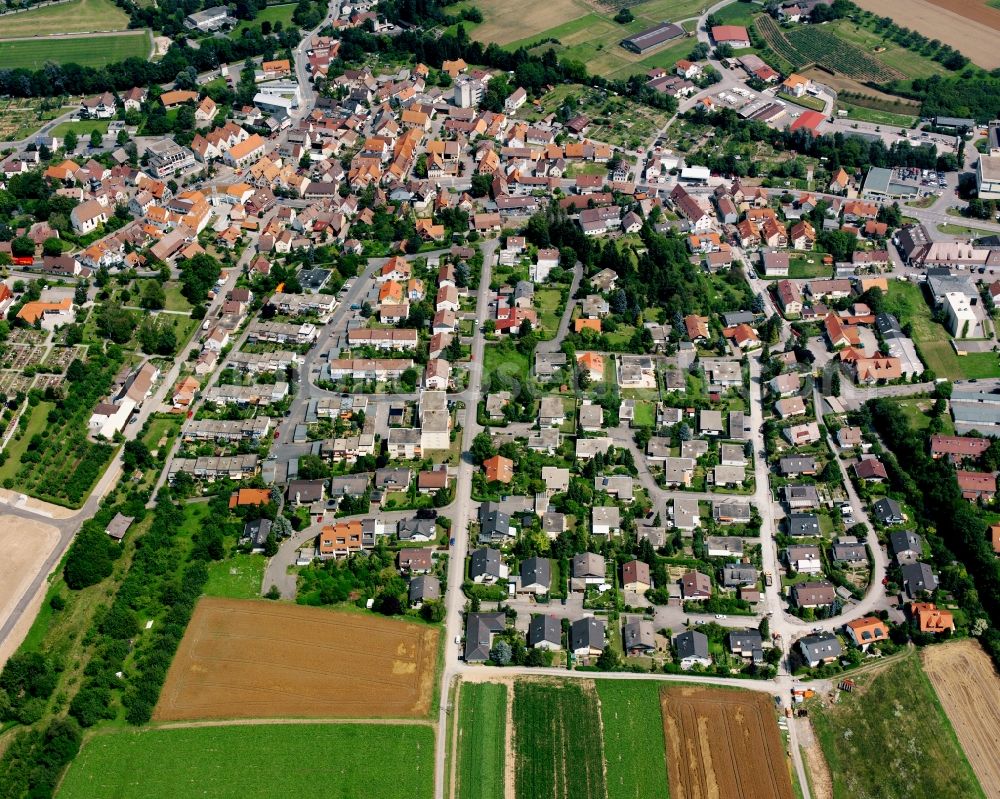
[901,561,938,598]
[780,456,817,475]
[478,501,511,544]
[787,513,820,536]
[675,629,709,660]
[623,619,655,651]
[889,530,921,557]
[520,557,551,589]
[398,517,437,540]
[572,552,605,578]
[570,617,606,652]
[329,474,371,496]
[727,628,762,652]
[722,565,758,587]
[798,632,843,663]
[832,542,866,562]
[464,612,506,662]
[242,517,271,548]
[470,547,503,581]
[409,575,441,603]
[528,615,562,648]
[874,497,903,523]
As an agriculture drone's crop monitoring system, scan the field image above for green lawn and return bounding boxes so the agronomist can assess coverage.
[513,680,606,799]
[50,119,112,138]
[596,681,669,799]
[632,400,655,428]
[894,398,955,435]
[536,288,565,340]
[838,102,917,128]
[162,281,194,313]
[785,93,826,112]
[811,654,985,799]
[457,682,507,799]
[204,554,266,599]
[483,340,530,391]
[0,0,129,37]
[936,222,995,238]
[231,3,296,36]
[885,281,1000,380]
[0,31,150,69]
[57,723,436,799]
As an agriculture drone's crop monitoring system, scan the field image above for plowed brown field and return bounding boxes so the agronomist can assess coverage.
[922,640,1000,799]
[852,0,1000,69]
[154,598,439,721]
[661,686,793,799]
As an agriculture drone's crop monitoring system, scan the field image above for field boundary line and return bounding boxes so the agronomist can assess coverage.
[131,717,436,732]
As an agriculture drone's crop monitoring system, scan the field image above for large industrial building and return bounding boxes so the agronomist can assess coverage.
[621,22,685,54]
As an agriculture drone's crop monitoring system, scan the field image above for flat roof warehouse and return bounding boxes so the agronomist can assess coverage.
[621,22,685,54]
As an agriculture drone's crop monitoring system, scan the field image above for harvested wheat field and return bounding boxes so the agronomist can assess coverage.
[469,0,590,45]
[661,686,793,799]
[154,598,439,721]
[922,640,1000,799]
[852,0,1000,69]
[0,516,59,628]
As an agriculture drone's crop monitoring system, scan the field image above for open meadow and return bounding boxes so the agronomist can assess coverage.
[852,0,1000,69]
[153,598,439,721]
[56,723,435,799]
[456,682,507,799]
[922,640,1000,799]
[0,0,129,37]
[661,685,793,799]
[810,653,986,799]
[512,679,606,799]
[0,31,151,69]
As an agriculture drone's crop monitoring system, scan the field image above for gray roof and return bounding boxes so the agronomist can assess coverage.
[464,612,506,662]
[889,530,922,558]
[572,552,605,578]
[409,575,441,603]
[832,542,866,562]
[722,565,758,587]
[470,547,504,581]
[570,616,606,652]
[727,628,762,653]
[398,517,437,540]
[623,619,656,652]
[478,501,511,543]
[780,456,817,475]
[901,561,938,598]
[874,497,903,523]
[520,557,551,589]
[528,615,562,648]
[787,513,820,536]
[675,629,709,660]
[798,632,843,663]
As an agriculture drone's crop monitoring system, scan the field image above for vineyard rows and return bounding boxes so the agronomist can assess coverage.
[755,14,902,83]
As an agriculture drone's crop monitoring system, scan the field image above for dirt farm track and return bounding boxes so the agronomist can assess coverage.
[153,598,439,722]
[922,640,1000,799]
[852,0,1000,70]
[661,686,793,799]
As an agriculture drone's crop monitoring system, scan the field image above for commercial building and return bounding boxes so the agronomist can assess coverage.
[621,22,685,54]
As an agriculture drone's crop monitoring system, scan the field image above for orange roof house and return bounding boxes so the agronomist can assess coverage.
[845,616,889,648]
[483,454,514,484]
[44,159,80,182]
[684,314,709,341]
[172,375,199,408]
[990,524,1000,555]
[911,602,955,634]
[229,488,272,509]
[379,280,404,304]
[723,323,759,349]
[16,298,72,325]
[824,313,860,349]
[442,58,467,77]
[576,351,605,382]
[319,520,364,557]
[160,89,199,108]
[574,318,602,333]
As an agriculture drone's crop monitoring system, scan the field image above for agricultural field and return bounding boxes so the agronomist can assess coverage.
[756,15,902,82]
[661,686,793,799]
[456,682,507,799]
[596,681,669,799]
[0,31,151,70]
[57,723,435,799]
[923,640,1000,799]
[512,679,606,799]
[0,516,59,640]
[853,0,1000,69]
[811,653,985,799]
[0,0,129,37]
[884,281,1000,380]
[154,598,439,721]
[823,18,945,79]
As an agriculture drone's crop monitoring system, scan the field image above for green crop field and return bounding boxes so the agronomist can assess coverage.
[0,0,129,38]
[811,654,985,799]
[597,681,669,799]
[456,682,507,799]
[57,723,436,799]
[0,31,150,69]
[513,680,606,799]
